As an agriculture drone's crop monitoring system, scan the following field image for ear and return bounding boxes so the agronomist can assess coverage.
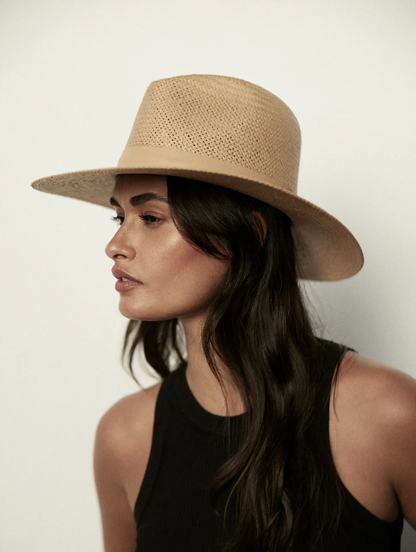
[252,211,267,247]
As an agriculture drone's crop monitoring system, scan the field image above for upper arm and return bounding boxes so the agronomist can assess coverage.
[93,397,139,552]
[338,353,416,529]
[382,370,416,529]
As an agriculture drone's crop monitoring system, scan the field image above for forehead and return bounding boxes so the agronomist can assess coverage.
[112,174,168,199]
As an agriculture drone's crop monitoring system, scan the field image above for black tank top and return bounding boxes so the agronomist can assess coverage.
[134,339,403,551]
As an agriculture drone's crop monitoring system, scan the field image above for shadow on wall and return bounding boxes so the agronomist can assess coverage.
[402,521,416,551]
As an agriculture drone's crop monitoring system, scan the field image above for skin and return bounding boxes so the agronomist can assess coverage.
[95,173,416,552]
[105,173,248,414]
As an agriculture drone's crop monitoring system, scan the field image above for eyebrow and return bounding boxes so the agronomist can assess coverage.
[110,192,168,208]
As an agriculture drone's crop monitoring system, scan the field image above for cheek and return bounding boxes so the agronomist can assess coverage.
[146,236,229,317]
[157,240,228,298]
[118,228,230,321]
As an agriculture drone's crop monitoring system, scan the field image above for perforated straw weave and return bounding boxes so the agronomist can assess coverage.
[126,76,300,190]
[31,74,364,281]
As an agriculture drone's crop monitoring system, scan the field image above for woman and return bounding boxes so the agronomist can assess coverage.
[31,75,416,551]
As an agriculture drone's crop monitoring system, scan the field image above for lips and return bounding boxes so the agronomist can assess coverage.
[111,268,142,283]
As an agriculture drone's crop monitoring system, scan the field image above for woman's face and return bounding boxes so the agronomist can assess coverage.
[105,174,230,322]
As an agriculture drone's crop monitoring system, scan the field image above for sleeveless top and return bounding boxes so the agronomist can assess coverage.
[134,339,404,551]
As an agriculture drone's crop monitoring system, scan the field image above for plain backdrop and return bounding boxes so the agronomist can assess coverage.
[1,0,415,550]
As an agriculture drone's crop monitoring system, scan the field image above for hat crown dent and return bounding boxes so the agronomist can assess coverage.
[121,74,302,194]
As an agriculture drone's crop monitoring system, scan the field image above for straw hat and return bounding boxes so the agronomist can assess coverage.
[31,74,363,281]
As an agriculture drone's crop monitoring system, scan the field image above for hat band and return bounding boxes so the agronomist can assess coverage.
[117,146,298,195]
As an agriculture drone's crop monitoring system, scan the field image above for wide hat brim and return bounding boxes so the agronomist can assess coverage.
[31,74,364,281]
[31,150,364,282]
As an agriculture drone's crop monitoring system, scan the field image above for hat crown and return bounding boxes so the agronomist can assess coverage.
[31,73,364,281]
[122,74,302,194]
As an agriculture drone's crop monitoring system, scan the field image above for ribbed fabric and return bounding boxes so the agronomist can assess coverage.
[134,339,403,551]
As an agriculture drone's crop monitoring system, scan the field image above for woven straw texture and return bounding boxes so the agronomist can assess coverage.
[126,75,301,192]
[30,74,364,281]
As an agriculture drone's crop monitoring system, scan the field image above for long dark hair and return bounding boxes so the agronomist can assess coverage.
[121,175,344,551]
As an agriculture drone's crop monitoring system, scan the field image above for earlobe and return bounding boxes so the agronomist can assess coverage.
[253,211,267,247]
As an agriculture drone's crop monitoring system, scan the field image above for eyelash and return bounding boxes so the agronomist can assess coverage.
[110,215,162,226]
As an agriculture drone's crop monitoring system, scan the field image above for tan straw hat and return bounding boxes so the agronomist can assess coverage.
[31,74,363,281]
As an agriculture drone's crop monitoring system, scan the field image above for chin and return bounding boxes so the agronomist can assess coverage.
[118,303,175,322]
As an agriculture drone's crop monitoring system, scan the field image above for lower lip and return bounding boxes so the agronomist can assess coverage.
[115,280,142,292]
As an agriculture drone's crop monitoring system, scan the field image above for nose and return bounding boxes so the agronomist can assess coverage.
[105,226,135,260]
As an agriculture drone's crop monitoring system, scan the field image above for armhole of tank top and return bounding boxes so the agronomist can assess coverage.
[321,340,404,540]
[133,372,172,523]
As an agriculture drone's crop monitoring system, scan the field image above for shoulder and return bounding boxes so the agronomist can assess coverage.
[93,384,163,550]
[334,350,416,527]
[96,382,162,434]
[94,382,162,484]
[334,350,416,424]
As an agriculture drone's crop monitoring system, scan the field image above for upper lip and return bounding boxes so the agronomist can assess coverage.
[111,268,142,283]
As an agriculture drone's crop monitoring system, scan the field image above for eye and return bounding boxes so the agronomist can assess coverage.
[110,215,162,226]
[139,214,163,226]
[110,215,124,226]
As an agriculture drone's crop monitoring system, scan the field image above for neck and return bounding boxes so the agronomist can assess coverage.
[180,315,246,417]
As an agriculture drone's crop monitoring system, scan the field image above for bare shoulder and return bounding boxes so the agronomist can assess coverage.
[94,381,162,502]
[95,381,162,459]
[93,383,162,551]
[95,382,162,445]
[334,350,416,422]
[332,350,416,527]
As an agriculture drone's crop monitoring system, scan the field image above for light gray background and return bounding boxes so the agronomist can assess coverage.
[1,0,415,550]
